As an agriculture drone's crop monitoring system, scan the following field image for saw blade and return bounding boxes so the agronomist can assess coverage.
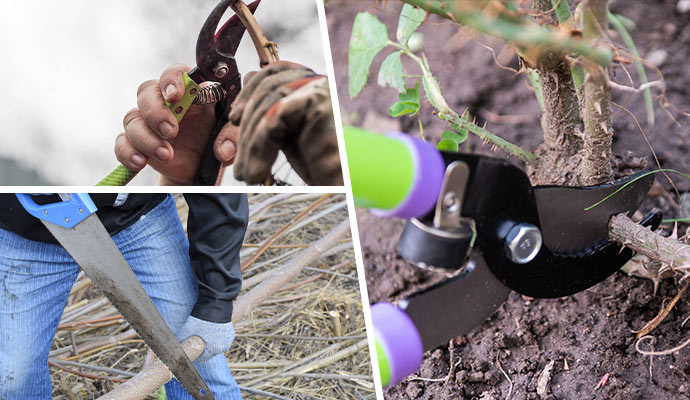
[43,214,214,400]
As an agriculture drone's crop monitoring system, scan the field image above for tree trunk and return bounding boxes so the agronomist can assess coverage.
[580,0,614,185]
[528,0,585,186]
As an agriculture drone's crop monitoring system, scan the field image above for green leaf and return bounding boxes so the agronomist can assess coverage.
[348,12,390,98]
[388,102,417,117]
[437,139,459,152]
[388,83,421,117]
[441,129,467,144]
[399,82,420,104]
[378,51,406,92]
[397,4,425,46]
[551,0,572,24]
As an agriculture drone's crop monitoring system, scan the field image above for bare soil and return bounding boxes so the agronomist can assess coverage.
[326,1,690,398]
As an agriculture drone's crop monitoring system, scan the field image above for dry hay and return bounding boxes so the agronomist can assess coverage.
[48,193,373,399]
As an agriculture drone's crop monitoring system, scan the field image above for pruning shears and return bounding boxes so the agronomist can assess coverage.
[98,0,277,186]
[16,194,215,399]
[345,127,662,388]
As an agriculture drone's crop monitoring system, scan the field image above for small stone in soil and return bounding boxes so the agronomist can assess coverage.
[455,370,469,384]
[485,370,500,385]
[647,49,669,67]
[469,371,485,383]
[678,0,690,13]
[405,381,424,398]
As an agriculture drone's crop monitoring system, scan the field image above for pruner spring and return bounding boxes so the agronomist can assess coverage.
[192,82,227,106]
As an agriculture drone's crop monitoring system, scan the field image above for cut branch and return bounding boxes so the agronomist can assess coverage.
[609,214,690,272]
[98,219,351,400]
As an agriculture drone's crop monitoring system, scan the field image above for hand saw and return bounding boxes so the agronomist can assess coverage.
[16,193,215,400]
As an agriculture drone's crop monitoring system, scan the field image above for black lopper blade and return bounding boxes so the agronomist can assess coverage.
[399,252,511,351]
[534,172,654,253]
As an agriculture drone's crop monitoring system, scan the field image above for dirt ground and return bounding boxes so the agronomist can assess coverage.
[326,1,690,399]
[49,194,373,399]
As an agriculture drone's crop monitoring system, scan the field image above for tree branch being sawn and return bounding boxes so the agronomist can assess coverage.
[98,219,352,400]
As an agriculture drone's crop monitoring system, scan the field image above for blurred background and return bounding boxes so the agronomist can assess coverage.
[0,0,328,185]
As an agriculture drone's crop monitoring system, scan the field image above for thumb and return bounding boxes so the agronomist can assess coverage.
[214,123,240,166]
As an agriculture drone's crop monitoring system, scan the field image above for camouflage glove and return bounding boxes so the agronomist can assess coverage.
[228,61,343,186]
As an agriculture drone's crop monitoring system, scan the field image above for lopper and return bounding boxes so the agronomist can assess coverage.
[345,126,662,388]
[97,0,277,186]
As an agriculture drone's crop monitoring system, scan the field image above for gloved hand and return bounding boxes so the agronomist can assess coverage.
[228,61,343,186]
[177,316,235,363]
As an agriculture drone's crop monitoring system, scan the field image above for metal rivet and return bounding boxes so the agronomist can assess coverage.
[44,210,48,215]
[175,106,184,114]
[442,192,460,214]
[505,223,542,264]
[213,62,229,79]
[190,88,197,96]
[79,208,83,213]
[65,217,70,223]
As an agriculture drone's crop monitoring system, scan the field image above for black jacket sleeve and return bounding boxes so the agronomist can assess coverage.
[184,194,249,323]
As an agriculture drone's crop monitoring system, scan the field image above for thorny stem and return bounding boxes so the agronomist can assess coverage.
[609,214,690,274]
[389,42,537,163]
[397,0,612,66]
[441,111,537,163]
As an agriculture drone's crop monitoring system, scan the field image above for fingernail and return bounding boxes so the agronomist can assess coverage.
[165,84,176,100]
[156,147,171,161]
[131,154,145,167]
[159,121,174,139]
[221,140,236,159]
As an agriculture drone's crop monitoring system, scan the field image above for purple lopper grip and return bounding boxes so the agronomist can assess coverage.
[372,302,424,386]
[371,132,445,219]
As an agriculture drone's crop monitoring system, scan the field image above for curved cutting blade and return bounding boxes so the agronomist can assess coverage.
[534,172,654,253]
[195,0,261,83]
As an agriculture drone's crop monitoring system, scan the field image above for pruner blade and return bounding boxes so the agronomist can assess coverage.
[190,0,262,185]
[194,0,261,85]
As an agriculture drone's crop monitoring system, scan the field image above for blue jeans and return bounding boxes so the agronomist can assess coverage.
[0,195,241,400]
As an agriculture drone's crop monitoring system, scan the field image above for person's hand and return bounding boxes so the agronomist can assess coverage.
[229,61,343,186]
[177,316,235,363]
[114,64,240,185]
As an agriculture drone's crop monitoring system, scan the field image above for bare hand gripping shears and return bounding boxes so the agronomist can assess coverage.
[345,126,661,388]
[97,0,277,186]
[17,194,216,400]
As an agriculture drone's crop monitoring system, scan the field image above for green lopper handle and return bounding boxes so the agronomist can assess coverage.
[344,126,445,218]
[343,126,415,210]
[96,73,201,186]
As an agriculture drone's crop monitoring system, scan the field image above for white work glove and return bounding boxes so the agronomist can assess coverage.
[178,316,235,363]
